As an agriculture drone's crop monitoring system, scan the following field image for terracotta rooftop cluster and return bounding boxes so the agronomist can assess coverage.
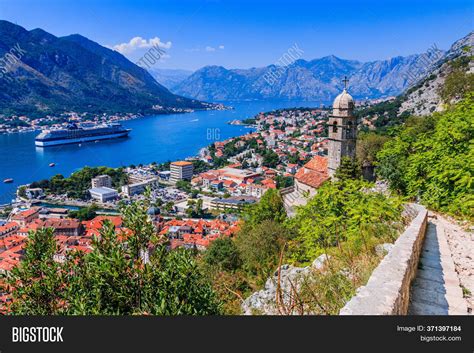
[157,218,240,251]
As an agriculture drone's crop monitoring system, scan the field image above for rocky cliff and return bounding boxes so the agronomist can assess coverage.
[399,31,473,116]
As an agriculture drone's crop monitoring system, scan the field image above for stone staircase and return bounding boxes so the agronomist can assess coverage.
[408,219,468,315]
[281,187,308,216]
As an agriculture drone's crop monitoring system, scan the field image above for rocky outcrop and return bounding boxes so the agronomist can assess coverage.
[399,31,473,116]
[241,254,329,315]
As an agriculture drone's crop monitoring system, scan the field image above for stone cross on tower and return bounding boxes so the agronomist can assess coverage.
[342,76,349,89]
[327,82,357,178]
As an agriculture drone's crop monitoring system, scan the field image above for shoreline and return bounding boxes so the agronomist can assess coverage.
[0,104,232,135]
[2,118,258,210]
[2,100,329,206]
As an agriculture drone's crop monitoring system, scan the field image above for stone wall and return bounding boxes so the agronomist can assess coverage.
[339,204,428,315]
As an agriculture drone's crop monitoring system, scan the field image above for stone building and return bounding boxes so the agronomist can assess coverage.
[327,87,357,177]
[282,84,358,214]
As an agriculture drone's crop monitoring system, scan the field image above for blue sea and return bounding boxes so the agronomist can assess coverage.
[0,100,325,204]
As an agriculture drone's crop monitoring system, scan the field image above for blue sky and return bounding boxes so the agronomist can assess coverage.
[1,0,472,70]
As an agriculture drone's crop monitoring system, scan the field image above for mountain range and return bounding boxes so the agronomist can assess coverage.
[0,20,470,117]
[171,49,456,102]
[148,68,193,90]
[0,21,212,117]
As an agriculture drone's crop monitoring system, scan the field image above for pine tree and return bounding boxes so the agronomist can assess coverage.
[334,157,361,180]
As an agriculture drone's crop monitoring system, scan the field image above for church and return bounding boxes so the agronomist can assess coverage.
[282,83,357,213]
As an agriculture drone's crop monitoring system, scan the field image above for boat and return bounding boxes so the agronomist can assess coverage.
[3,178,13,183]
[49,163,55,167]
[35,122,131,147]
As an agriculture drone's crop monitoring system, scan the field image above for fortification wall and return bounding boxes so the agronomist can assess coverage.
[340,204,428,315]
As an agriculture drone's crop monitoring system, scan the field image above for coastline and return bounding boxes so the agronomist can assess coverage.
[0,103,232,135]
[1,99,327,205]
[1,116,256,210]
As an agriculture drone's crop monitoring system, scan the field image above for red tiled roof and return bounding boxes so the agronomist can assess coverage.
[11,207,39,220]
[303,155,328,173]
[295,156,329,188]
[0,222,18,234]
[295,169,329,188]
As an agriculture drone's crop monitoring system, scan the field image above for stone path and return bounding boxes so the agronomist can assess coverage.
[439,214,474,313]
[408,218,469,315]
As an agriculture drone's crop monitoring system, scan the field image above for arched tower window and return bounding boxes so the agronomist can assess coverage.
[333,121,338,133]
[346,121,353,138]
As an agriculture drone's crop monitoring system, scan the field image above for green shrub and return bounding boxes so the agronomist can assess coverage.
[377,95,474,219]
[204,237,242,272]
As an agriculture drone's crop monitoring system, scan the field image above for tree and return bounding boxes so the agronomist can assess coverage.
[163,201,175,214]
[262,150,279,168]
[377,95,473,219]
[275,175,294,189]
[6,199,222,315]
[288,179,403,264]
[245,189,286,226]
[6,228,66,314]
[235,220,289,282]
[204,237,242,272]
[29,166,128,200]
[176,180,192,193]
[287,152,300,165]
[334,157,361,181]
[356,132,390,165]
[69,204,99,221]
[186,198,204,218]
[17,186,27,199]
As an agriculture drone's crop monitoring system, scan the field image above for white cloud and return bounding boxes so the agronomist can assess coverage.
[185,45,225,53]
[113,36,172,54]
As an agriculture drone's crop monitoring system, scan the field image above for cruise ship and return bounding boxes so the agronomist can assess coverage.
[35,123,131,147]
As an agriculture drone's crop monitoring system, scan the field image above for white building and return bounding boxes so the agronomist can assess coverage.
[121,178,157,196]
[25,187,44,199]
[89,187,118,202]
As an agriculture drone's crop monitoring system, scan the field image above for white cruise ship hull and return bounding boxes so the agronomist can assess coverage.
[35,131,130,147]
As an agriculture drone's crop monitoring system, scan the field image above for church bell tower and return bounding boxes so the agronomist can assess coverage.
[327,77,357,177]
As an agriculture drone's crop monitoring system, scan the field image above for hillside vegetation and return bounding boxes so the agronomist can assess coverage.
[377,95,474,220]
[28,166,128,200]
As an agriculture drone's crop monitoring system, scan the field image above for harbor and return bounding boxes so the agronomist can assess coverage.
[0,99,323,204]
